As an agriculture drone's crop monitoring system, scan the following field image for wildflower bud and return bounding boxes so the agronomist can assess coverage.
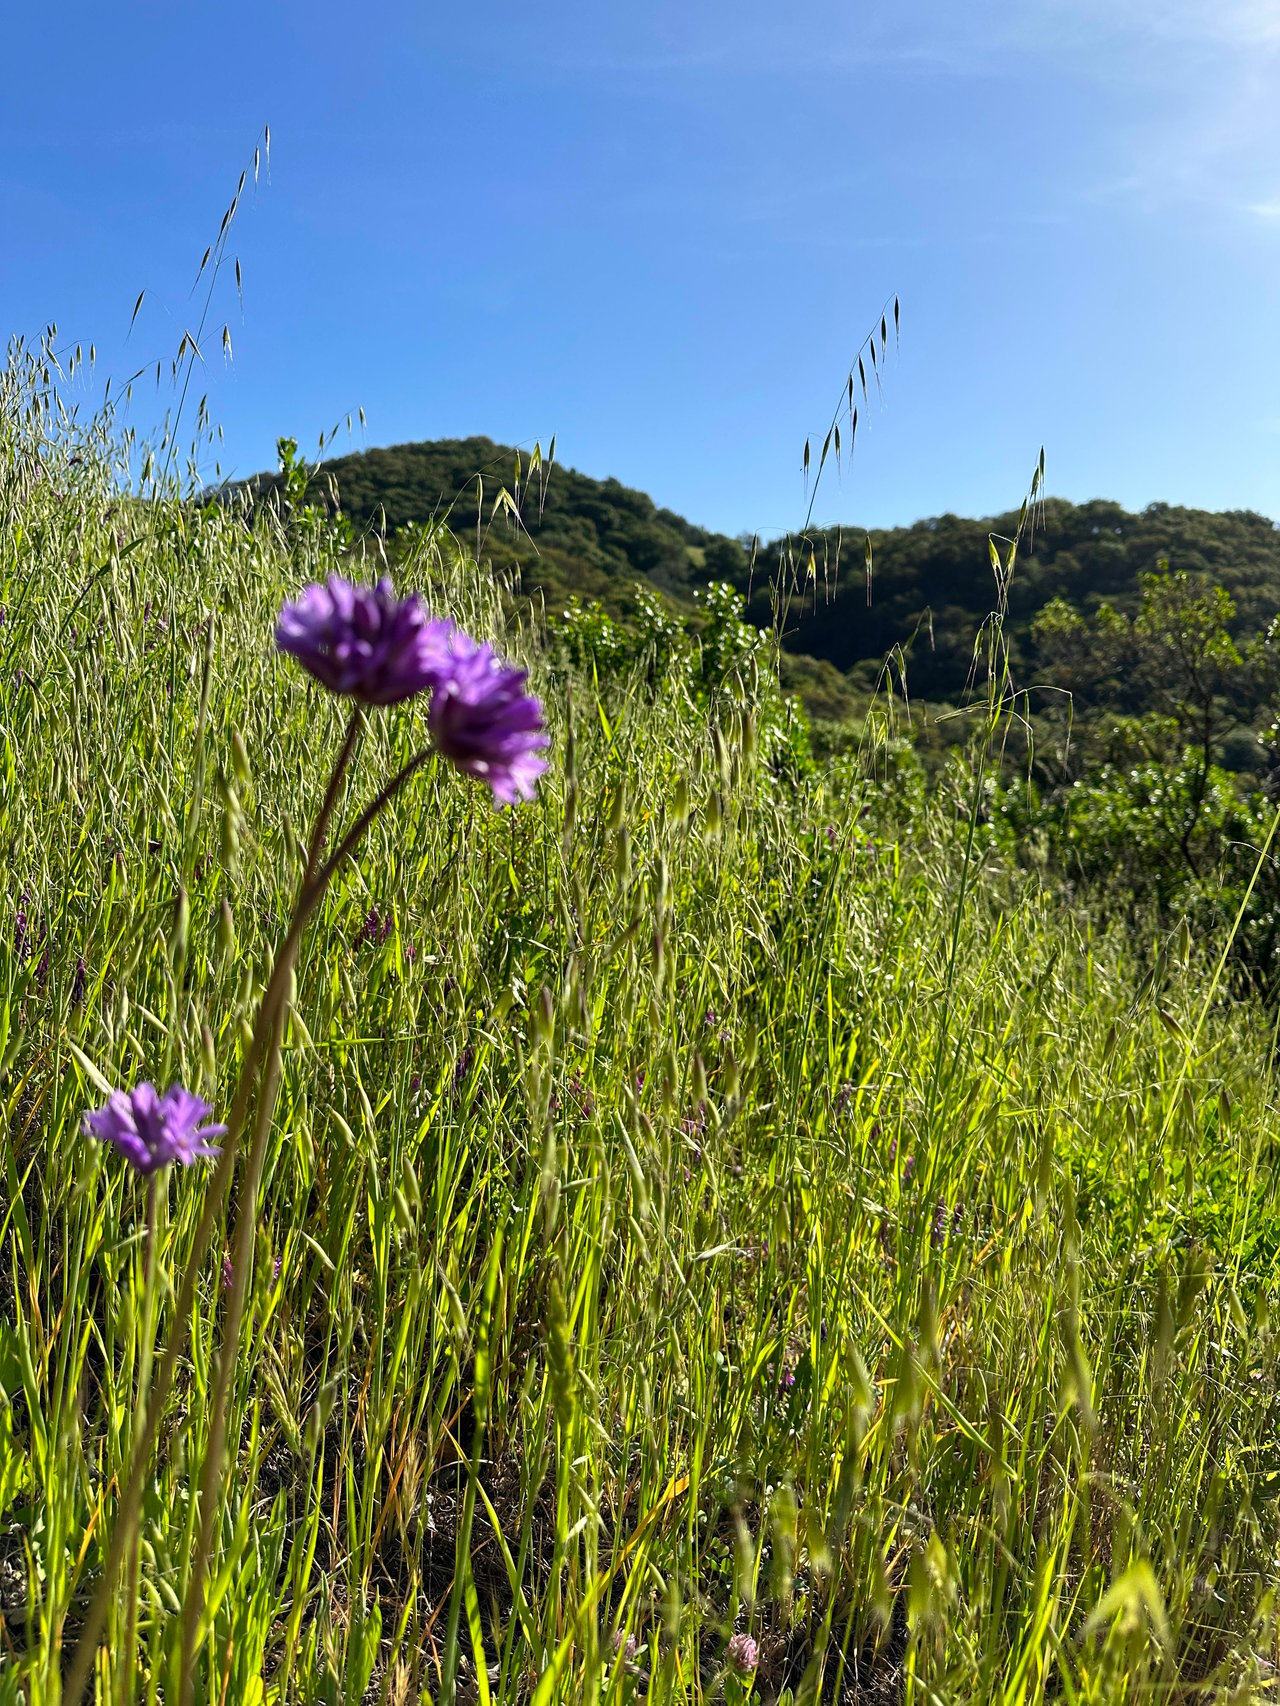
[200,1024,216,1084]
[230,728,251,787]
[217,897,235,963]
[169,886,190,970]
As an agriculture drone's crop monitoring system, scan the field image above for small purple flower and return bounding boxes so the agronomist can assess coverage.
[427,632,548,806]
[84,1083,226,1176]
[453,1045,475,1095]
[726,1632,759,1675]
[72,956,88,1006]
[276,575,455,706]
[780,1367,796,1393]
[221,1253,234,1291]
[356,906,394,948]
[611,1630,638,1662]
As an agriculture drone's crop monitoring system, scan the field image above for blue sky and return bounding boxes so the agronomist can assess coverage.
[2,1,1278,534]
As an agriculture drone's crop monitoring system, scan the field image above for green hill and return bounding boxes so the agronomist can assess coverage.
[260,435,1280,720]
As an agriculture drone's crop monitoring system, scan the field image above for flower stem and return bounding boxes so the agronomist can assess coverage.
[177,992,289,1705]
[64,719,412,1705]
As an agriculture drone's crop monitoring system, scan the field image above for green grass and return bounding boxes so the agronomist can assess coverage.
[3,344,1280,1706]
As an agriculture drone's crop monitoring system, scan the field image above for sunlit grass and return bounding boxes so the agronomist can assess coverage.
[2,340,1280,1705]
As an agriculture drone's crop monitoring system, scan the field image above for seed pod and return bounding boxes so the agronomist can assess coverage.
[220,805,239,868]
[169,887,190,971]
[614,826,632,887]
[200,1023,216,1084]
[403,1157,422,1213]
[533,984,555,1045]
[691,1052,708,1107]
[230,728,251,787]
[674,776,690,823]
[217,897,235,963]
[608,784,625,832]
[703,790,722,835]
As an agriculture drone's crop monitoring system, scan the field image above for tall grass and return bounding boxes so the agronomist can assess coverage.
[2,344,1280,1705]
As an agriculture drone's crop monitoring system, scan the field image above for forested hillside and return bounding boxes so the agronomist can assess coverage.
[254,435,1280,716]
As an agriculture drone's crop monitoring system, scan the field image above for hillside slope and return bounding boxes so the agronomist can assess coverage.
[265,435,1280,711]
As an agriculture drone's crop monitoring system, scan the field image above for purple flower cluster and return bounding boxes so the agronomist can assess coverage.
[276,576,454,706]
[85,1083,226,1176]
[726,1632,759,1675]
[276,576,548,805]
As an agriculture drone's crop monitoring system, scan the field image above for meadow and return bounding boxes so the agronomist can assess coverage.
[3,336,1280,1706]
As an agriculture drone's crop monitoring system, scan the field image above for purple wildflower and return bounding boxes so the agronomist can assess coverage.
[275,575,455,706]
[72,956,88,1006]
[901,1154,915,1185]
[611,1631,638,1662]
[426,632,548,805]
[221,1253,234,1291]
[726,1632,759,1675]
[356,906,394,948]
[453,1045,475,1095]
[780,1367,796,1393]
[84,1083,226,1176]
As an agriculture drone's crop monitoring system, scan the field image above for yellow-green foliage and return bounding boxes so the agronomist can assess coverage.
[2,350,1280,1704]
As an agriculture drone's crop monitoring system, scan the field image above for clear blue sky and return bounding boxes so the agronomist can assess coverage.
[3,1,1278,535]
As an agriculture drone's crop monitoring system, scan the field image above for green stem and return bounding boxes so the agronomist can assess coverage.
[63,726,429,1706]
